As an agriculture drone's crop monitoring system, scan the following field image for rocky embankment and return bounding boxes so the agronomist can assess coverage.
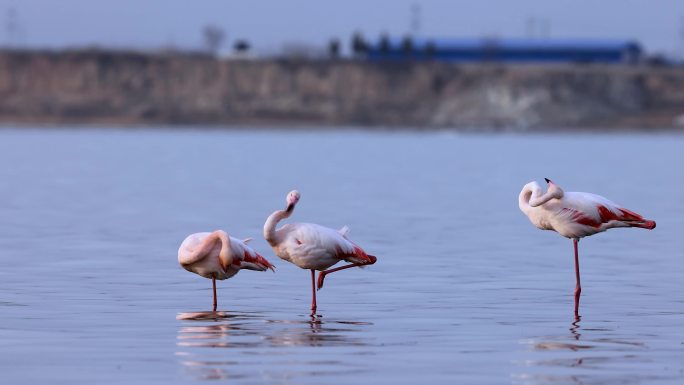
[1,49,684,129]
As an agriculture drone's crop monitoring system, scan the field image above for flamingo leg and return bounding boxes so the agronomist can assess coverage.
[317,258,376,291]
[310,269,317,316]
[573,239,581,319]
[212,274,218,312]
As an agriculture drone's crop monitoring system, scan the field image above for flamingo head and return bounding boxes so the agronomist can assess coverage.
[286,190,300,211]
[544,178,564,198]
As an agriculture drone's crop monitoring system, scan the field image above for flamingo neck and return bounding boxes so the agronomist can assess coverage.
[523,182,564,208]
[264,205,294,246]
[216,231,233,269]
[519,182,542,214]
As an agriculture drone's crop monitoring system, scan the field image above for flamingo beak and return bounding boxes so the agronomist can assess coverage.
[544,178,551,184]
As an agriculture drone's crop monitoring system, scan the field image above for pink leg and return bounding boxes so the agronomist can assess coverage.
[317,256,377,290]
[310,269,317,316]
[573,239,581,319]
[212,275,217,312]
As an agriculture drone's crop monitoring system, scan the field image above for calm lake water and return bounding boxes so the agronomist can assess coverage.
[0,127,683,384]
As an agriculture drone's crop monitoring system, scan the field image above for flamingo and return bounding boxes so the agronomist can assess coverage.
[519,178,656,318]
[263,190,377,316]
[178,230,274,312]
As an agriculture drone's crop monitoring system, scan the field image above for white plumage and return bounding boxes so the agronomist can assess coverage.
[268,222,369,270]
[179,231,273,278]
[519,180,655,239]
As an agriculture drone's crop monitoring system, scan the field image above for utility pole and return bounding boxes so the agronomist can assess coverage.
[540,18,551,39]
[679,16,684,61]
[5,7,18,47]
[410,2,421,37]
[525,17,536,39]
[525,17,550,39]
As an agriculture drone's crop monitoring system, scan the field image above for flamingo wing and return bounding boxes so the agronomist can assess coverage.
[178,232,217,266]
[229,237,275,272]
[559,192,654,229]
[283,223,374,265]
[338,225,350,237]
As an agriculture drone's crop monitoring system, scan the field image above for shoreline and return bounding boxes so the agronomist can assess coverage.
[2,121,683,135]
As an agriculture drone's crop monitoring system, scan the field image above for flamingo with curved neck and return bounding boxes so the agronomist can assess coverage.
[264,190,377,316]
[519,178,656,319]
[178,230,274,312]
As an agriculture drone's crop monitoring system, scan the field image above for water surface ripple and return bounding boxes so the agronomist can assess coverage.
[0,128,682,384]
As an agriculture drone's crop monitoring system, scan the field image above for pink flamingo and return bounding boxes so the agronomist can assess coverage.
[263,190,377,315]
[519,178,656,318]
[178,230,274,312]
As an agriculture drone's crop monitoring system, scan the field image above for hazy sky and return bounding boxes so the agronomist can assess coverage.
[2,0,683,55]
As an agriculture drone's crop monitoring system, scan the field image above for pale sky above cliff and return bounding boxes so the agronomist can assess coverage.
[2,0,683,56]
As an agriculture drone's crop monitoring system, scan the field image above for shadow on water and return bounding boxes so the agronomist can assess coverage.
[176,311,373,380]
[513,317,655,385]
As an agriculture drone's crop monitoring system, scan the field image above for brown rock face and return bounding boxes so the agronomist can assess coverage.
[0,50,682,129]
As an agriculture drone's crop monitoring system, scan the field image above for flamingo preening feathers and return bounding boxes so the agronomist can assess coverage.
[178,230,274,312]
[519,178,656,318]
[264,190,377,315]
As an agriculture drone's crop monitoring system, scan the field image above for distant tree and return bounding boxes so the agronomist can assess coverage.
[234,39,251,54]
[328,38,340,59]
[425,41,436,57]
[401,36,414,55]
[351,31,368,57]
[379,33,390,54]
[203,25,226,55]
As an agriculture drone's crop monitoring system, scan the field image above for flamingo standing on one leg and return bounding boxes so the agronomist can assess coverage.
[519,178,656,319]
[178,230,274,312]
[263,190,377,316]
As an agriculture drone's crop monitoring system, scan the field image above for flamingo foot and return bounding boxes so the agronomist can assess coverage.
[573,285,581,319]
[316,258,377,291]
[310,269,318,316]
[212,275,218,312]
[317,272,327,291]
[572,239,581,320]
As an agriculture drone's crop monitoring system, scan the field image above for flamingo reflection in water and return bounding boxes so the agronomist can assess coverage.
[176,312,371,380]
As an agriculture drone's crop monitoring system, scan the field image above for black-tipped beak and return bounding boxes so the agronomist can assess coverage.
[286,202,294,212]
[544,178,551,183]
